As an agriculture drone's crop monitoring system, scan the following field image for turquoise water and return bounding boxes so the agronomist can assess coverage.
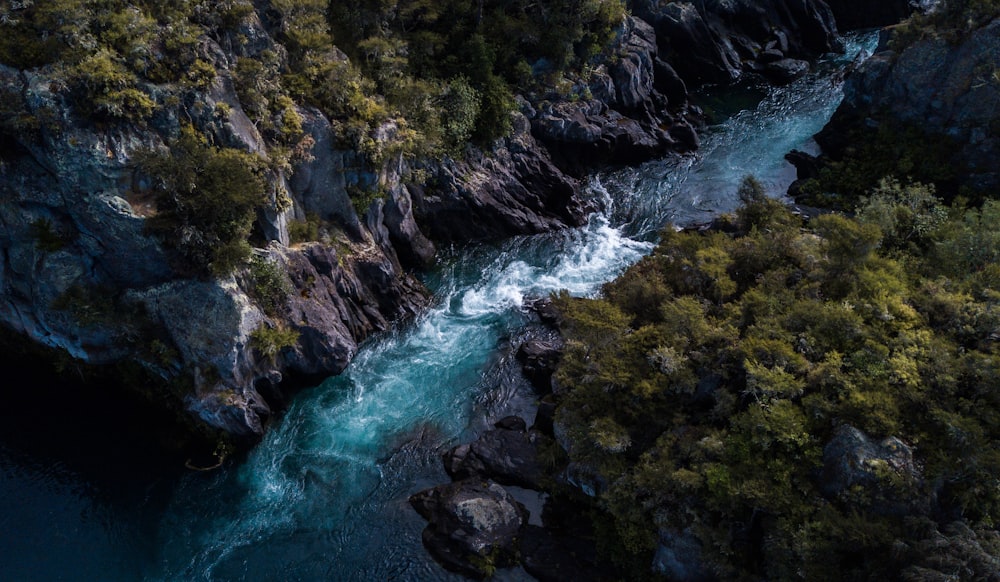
[0,33,876,582]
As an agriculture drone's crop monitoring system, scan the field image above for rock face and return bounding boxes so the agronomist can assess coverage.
[412,113,589,241]
[444,418,552,490]
[409,479,529,578]
[818,18,1000,193]
[631,0,843,85]
[526,16,700,176]
[0,12,433,442]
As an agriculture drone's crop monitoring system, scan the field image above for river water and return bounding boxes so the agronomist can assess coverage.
[0,33,876,581]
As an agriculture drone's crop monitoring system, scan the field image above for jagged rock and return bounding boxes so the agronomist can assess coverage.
[412,116,588,241]
[633,0,841,85]
[443,424,552,490]
[759,47,786,63]
[528,16,696,175]
[821,19,1000,193]
[609,17,658,112]
[409,479,529,579]
[764,58,810,84]
[382,184,436,269]
[516,338,564,393]
[273,242,428,381]
[524,296,561,327]
[653,58,689,107]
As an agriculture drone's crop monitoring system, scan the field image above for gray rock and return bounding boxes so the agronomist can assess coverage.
[287,107,363,239]
[820,424,923,515]
[764,58,810,84]
[516,338,564,393]
[443,426,553,490]
[831,19,1000,192]
[409,479,528,578]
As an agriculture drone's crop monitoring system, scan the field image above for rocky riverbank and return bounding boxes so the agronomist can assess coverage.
[0,0,887,448]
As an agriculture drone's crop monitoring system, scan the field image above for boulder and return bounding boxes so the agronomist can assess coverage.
[409,480,528,578]
[763,58,810,84]
[444,424,552,490]
[820,424,923,515]
[516,338,564,393]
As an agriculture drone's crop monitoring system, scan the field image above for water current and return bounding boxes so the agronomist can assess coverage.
[0,32,877,581]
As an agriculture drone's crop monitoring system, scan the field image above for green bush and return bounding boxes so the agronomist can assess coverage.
[249,324,299,362]
[141,125,270,276]
[248,255,290,316]
[552,178,1000,578]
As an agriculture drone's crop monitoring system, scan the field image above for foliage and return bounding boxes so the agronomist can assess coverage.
[553,179,1000,578]
[140,126,270,276]
[247,255,290,316]
[796,123,959,209]
[249,324,299,362]
[892,0,1000,48]
[288,212,322,244]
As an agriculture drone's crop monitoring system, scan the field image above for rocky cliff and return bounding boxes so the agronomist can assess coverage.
[811,13,1000,196]
[0,0,876,446]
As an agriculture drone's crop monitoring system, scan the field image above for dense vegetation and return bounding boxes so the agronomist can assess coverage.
[0,0,627,275]
[0,0,624,149]
[553,177,1000,579]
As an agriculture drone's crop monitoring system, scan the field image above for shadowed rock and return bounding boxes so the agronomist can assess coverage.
[409,479,529,579]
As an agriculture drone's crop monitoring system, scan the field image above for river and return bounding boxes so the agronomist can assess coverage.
[0,32,876,581]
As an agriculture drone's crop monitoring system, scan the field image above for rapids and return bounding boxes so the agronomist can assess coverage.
[0,32,877,581]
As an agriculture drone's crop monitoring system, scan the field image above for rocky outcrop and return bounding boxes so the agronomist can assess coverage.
[526,16,701,176]
[820,424,923,515]
[516,337,563,394]
[412,113,589,242]
[631,0,843,85]
[409,479,529,578]
[0,11,431,443]
[444,417,552,490]
[817,18,1000,193]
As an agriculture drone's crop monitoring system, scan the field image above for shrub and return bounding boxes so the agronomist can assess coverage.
[141,125,270,276]
[248,255,290,316]
[249,324,299,362]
